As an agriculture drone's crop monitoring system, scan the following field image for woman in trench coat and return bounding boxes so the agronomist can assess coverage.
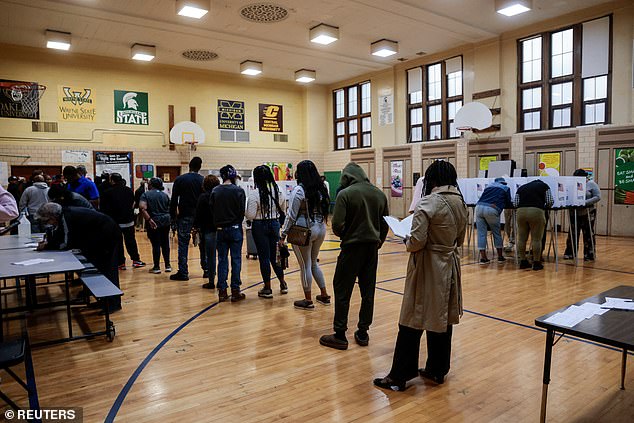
[374,160,467,391]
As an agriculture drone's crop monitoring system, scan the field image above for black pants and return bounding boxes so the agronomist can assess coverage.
[564,209,596,257]
[332,243,378,334]
[388,324,453,383]
[90,245,121,309]
[118,225,141,265]
[147,226,170,268]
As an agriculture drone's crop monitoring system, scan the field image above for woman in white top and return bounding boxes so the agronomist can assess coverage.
[246,165,288,298]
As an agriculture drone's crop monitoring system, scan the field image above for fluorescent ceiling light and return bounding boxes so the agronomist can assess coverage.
[131,44,156,61]
[371,39,398,57]
[496,0,532,16]
[176,0,209,18]
[46,30,71,51]
[295,69,316,83]
[240,60,262,76]
[310,24,339,45]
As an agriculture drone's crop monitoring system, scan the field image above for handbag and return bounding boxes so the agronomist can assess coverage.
[286,200,311,246]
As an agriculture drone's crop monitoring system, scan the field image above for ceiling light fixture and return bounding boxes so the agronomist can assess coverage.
[46,30,71,51]
[371,39,398,57]
[495,0,532,17]
[131,44,156,61]
[309,23,339,45]
[295,69,316,83]
[240,60,263,76]
[176,0,210,19]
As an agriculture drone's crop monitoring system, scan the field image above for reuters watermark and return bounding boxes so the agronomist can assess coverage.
[4,408,83,422]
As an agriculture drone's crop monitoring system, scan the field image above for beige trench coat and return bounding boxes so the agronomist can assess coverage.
[399,186,468,332]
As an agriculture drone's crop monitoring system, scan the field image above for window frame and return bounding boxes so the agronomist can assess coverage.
[333,81,371,150]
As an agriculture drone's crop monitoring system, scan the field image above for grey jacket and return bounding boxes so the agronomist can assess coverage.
[19,182,49,216]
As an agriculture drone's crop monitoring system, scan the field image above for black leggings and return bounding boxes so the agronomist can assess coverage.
[147,226,170,268]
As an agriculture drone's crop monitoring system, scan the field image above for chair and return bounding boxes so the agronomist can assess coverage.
[0,338,37,411]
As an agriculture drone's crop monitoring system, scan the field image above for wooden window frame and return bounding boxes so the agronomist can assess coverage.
[333,81,371,150]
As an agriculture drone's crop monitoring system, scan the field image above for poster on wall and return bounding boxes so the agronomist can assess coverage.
[58,85,96,122]
[615,148,634,204]
[265,162,293,181]
[479,156,497,172]
[62,150,90,164]
[218,99,244,130]
[259,104,283,132]
[379,94,393,126]
[135,164,155,180]
[0,79,41,119]
[114,90,149,125]
[538,152,561,177]
[582,167,594,180]
[94,151,133,188]
[390,160,403,197]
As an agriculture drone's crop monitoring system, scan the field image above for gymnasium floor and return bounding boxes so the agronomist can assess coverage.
[1,229,633,422]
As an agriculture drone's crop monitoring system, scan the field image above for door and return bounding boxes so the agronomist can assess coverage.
[156,166,181,183]
[324,171,341,212]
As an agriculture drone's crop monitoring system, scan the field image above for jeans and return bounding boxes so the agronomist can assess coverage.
[118,225,141,265]
[176,215,204,275]
[292,220,327,292]
[147,226,170,268]
[216,226,243,290]
[251,220,284,284]
[204,231,217,282]
[475,205,503,250]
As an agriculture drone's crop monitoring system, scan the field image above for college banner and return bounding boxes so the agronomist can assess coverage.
[0,79,41,119]
[114,90,149,125]
[58,85,96,122]
[390,160,403,197]
[538,152,561,177]
[259,104,283,132]
[615,148,634,205]
[218,99,244,130]
[95,151,133,188]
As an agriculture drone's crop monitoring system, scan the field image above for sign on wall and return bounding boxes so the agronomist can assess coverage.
[615,148,634,205]
[259,104,283,132]
[135,164,155,180]
[218,99,244,130]
[0,79,41,120]
[265,162,293,181]
[379,94,393,126]
[479,156,497,172]
[94,151,133,188]
[62,150,90,164]
[114,90,149,125]
[58,85,96,122]
[390,160,403,197]
[538,152,561,177]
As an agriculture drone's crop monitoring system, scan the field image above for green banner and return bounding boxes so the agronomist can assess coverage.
[114,90,149,125]
[615,148,634,204]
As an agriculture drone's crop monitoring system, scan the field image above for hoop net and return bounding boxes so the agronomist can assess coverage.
[1,84,47,117]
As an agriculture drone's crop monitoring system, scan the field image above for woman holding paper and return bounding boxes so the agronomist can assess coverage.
[374,160,467,391]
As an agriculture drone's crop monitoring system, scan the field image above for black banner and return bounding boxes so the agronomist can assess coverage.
[259,104,283,132]
[218,99,244,130]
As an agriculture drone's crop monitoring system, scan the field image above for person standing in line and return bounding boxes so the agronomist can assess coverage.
[19,174,49,233]
[100,173,145,270]
[169,157,205,281]
[319,162,389,350]
[195,174,220,289]
[134,179,147,229]
[0,183,19,223]
[280,160,331,310]
[246,165,288,299]
[7,176,23,204]
[374,161,468,391]
[63,165,100,209]
[514,179,554,271]
[564,169,601,261]
[209,165,246,302]
[474,177,513,265]
[47,183,94,209]
[139,178,172,274]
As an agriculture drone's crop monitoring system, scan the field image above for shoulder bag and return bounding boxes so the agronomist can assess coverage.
[286,200,311,246]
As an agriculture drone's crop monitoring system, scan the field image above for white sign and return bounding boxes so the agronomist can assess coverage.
[379,94,393,126]
[62,150,90,164]
[94,152,133,188]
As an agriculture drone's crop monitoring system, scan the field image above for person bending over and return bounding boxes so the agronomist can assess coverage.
[475,177,512,264]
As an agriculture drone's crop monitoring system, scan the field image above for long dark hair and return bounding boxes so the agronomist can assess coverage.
[296,160,329,219]
[253,165,280,219]
[423,160,459,196]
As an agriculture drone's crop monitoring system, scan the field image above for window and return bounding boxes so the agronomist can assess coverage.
[406,55,463,142]
[333,81,371,150]
[517,16,611,131]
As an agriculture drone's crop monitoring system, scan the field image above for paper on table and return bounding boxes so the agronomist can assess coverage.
[384,214,414,239]
[11,258,55,266]
[601,297,634,311]
[543,302,609,328]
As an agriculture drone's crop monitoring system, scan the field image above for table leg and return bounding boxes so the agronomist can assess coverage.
[622,349,627,390]
[64,272,73,338]
[540,329,555,423]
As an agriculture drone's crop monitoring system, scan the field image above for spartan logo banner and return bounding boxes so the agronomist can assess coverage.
[259,104,283,132]
[58,85,96,122]
[114,90,149,125]
[0,79,40,120]
[218,99,244,130]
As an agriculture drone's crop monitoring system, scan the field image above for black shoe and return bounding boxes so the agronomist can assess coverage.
[258,288,273,298]
[315,294,331,305]
[418,368,444,384]
[169,272,189,281]
[519,260,531,269]
[279,281,288,294]
[497,256,506,263]
[532,261,544,271]
[203,271,209,278]
[319,334,348,350]
[294,299,315,310]
[202,282,215,289]
[479,258,491,265]
[584,255,594,261]
[373,376,407,392]
[354,330,369,347]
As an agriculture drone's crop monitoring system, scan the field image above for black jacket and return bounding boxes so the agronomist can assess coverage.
[209,184,245,227]
[100,184,135,224]
[195,191,215,233]
[170,172,204,219]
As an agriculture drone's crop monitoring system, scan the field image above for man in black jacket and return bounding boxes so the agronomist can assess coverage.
[101,173,145,270]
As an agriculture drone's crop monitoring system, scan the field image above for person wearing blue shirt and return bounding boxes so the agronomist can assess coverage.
[475,177,512,264]
[63,165,100,209]
[564,169,601,261]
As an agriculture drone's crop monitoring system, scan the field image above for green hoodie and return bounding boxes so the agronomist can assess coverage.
[332,162,389,248]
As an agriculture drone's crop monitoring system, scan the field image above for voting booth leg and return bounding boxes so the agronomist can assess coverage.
[621,349,627,390]
[554,211,559,272]
[573,210,579,267]
[540,329,555,423]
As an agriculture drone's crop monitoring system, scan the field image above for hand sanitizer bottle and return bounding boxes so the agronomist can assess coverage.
[18,212,31,238]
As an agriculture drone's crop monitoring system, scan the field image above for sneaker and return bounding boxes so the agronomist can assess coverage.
[165,265,172,273]
[498,256,506,263]
[280,281,288,295]
[563,254,573,260]
[132,260,146,268]
[169,272,189,281]
[258,288,273,298]
[230,289,246,302]
[315,295,331,305]
[519,260,531,269]
[319,333,348,350]
[532,261,544,271]
[149,267,161,274]
[479,258,491,265]
[354,330,369,347]
[201,282,215,289]
[294,299,314,310]
[118,264,127,271]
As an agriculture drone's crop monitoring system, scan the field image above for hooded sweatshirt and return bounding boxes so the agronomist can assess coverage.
[19,182,49,216]
[331,162,389,248]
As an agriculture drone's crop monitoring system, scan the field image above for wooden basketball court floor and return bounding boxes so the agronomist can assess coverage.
[1,229,632,422]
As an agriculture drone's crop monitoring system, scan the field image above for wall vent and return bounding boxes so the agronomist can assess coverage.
[220,129,250,143]
[32,121,58,132]
[273,134,288,143]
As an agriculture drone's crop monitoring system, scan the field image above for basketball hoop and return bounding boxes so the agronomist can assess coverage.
[1,83,47,118]
[170,121,205,153]
[185,140,198,151]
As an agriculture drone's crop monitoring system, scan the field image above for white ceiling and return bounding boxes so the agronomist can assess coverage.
[0,0,615,85]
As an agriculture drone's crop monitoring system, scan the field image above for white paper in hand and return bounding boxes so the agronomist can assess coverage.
[384,214,413,239]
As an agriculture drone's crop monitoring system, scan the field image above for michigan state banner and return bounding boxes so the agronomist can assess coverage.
[114,90,149,125]
[58,85,96,122]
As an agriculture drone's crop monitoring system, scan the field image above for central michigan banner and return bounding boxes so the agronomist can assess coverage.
[218,99,244,130]
[259,104,283,132]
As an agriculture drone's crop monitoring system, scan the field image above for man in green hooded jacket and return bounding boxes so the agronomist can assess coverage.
[320,162,389,350]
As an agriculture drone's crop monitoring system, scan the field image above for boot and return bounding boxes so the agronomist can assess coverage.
[231,289,246,302]
[218,288,229,302]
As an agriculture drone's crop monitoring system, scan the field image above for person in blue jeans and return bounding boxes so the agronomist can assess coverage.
[195,174,221,289]
[246,165,288,299]
[475,177,512,264]
[209,165,246,302]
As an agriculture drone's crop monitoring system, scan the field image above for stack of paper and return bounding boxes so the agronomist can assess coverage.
[543,302,610,328]
[600,297,634,311]
[11,258,54,266]
[384,215,413,239]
